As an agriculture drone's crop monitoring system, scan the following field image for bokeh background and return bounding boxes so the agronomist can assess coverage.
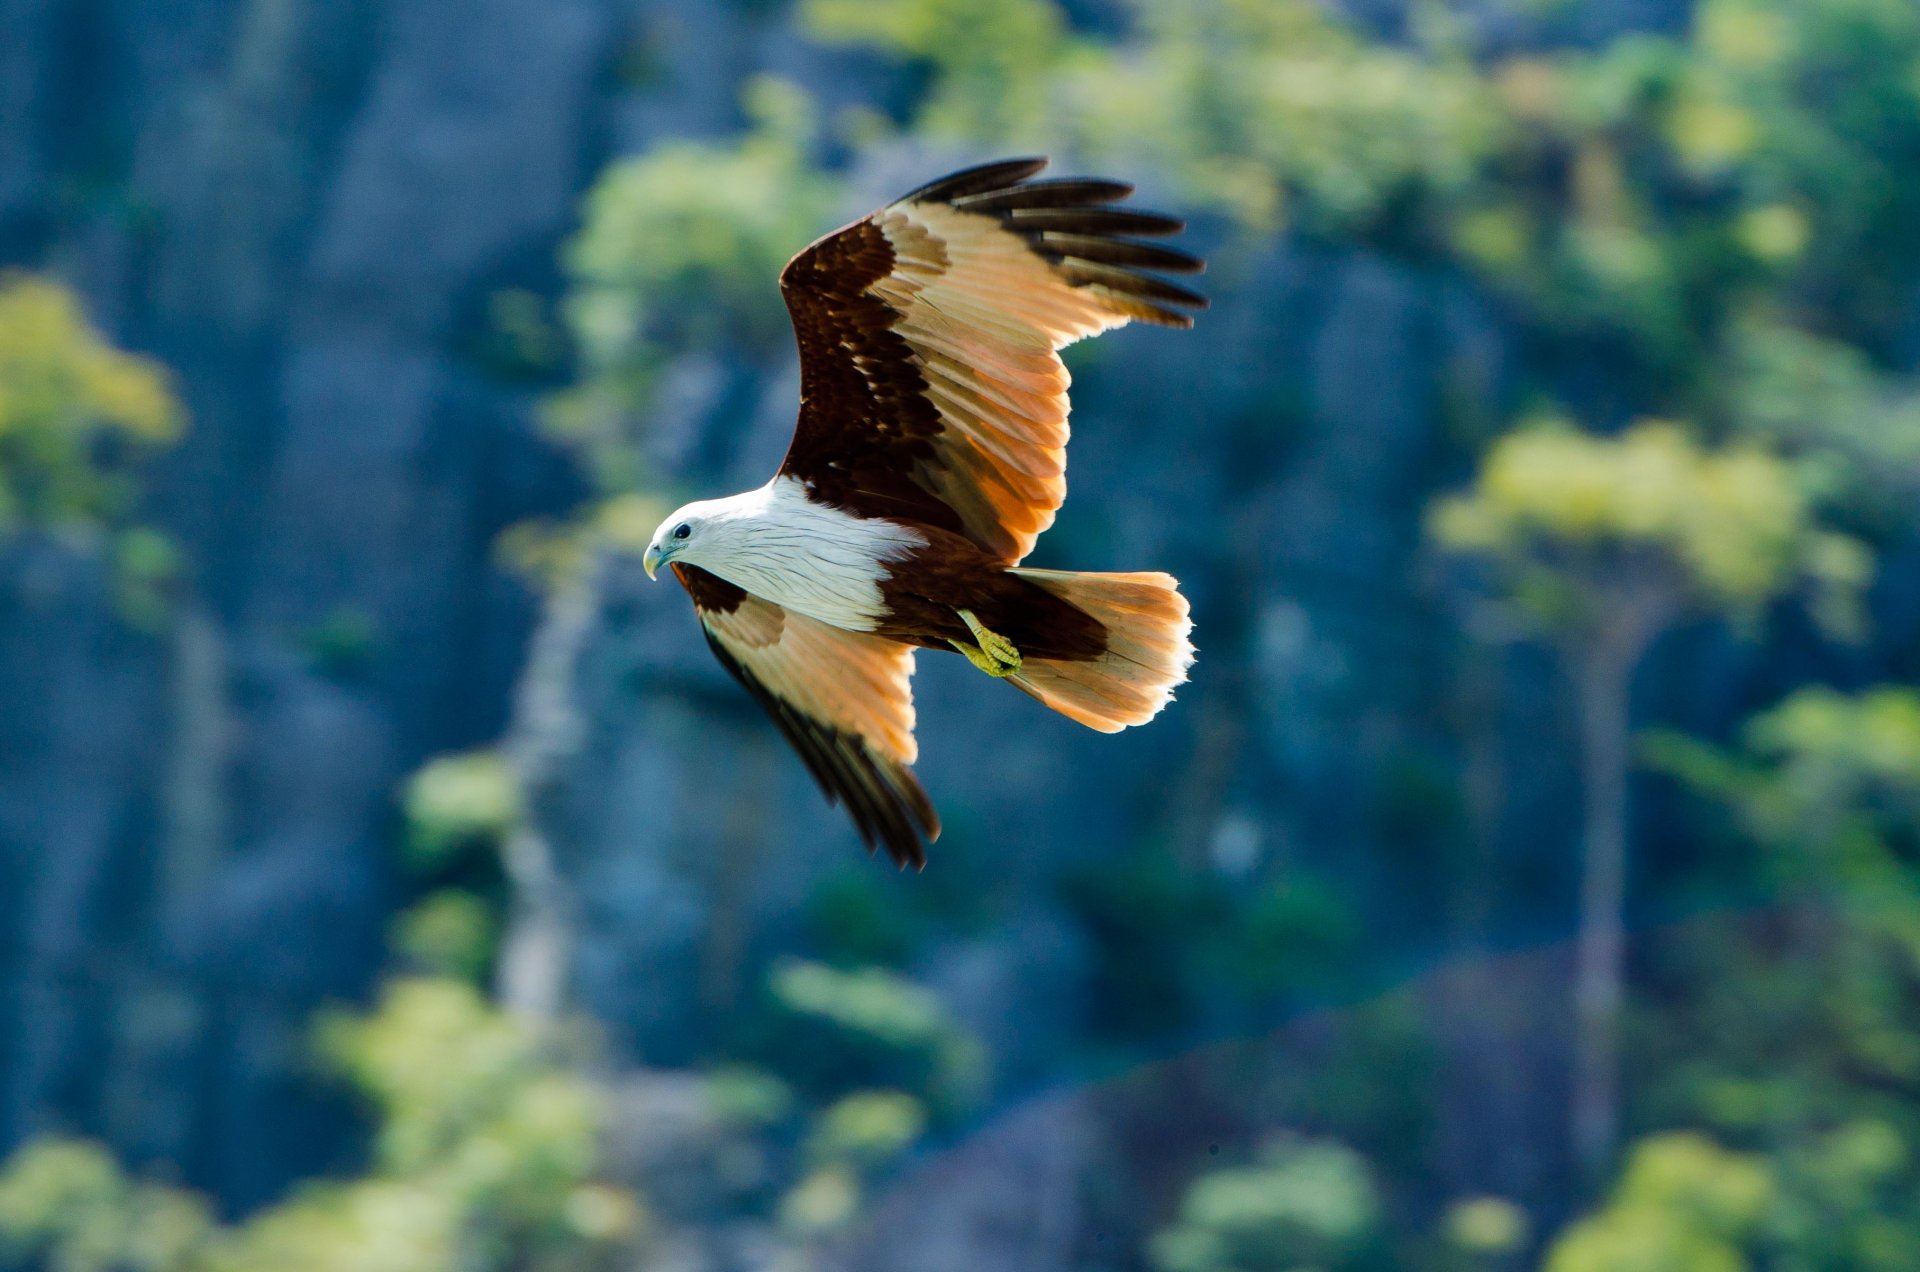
[5,0,1920,1267]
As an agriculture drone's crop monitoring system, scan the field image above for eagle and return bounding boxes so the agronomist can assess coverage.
[641,157,1203,869]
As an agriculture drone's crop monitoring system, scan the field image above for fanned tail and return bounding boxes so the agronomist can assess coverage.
[1005,569,1194,732]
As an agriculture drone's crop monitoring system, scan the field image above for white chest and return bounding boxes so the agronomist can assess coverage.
[696,479,924,631]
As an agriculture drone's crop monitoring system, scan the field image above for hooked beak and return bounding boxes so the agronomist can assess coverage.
[642,543,665,580]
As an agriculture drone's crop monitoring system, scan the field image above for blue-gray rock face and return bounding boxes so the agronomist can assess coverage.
[1,0,626,1204]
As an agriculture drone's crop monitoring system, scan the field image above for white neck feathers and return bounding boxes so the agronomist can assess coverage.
[681,478,924,630]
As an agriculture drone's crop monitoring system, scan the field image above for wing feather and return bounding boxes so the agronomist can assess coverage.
[778,157,1205,563]
[898,156,1050,203]
[674,564,938,869]
[953,178,1136,211]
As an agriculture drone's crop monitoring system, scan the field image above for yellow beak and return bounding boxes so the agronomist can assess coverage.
[642,543,664,580]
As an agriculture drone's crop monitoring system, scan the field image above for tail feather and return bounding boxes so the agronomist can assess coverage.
[1007,568,1194,732]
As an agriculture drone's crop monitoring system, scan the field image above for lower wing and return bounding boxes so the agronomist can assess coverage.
[672,563,939,869]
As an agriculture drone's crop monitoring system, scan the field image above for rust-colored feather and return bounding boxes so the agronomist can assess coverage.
[776,156,1206,563]
[673,564,938,869]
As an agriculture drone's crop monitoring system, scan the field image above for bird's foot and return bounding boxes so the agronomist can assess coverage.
[951,609,1022,677]
[948,639,1021,678]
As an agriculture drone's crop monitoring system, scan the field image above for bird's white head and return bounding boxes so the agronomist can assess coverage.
[641,490,768,580]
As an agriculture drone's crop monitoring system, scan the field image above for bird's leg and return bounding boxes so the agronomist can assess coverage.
[950,608,1022,677]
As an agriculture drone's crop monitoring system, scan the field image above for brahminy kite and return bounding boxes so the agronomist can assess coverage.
[643,157,1203,868]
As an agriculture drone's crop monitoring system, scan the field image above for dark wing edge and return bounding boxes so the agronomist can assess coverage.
[699,625,939,870]
[929,156,1209,328]
[673,564,938,869]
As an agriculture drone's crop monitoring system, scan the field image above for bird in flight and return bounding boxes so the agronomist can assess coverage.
[642,157,1204,869]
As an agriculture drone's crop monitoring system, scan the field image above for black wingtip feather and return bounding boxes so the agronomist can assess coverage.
[954,178,1135,212]
[1057,260,1210,309]
[1006,207,1187,236]
[903,156,1050,205]
[1034,233,1205,274]
[896,159,1208,319]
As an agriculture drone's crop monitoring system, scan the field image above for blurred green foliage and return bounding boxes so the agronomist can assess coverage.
[110,526,181,632]
[692,958,979,1240]
[568,77,829,359]
[1150,1136,1385,1272]
[392,891,500,983]
[802,0,1065,140]
[1544,1134,1773,1272]
[1649,687,1920,939]
[802,1090,925,1168]
[1432,419,1868,642]
[0,1140,211,1272]
[387,750,519,990]
[1441,1196,1531,1267]
[806,0,1505,233]
[776,1089,927,1235]
[0,276,181,536]
[552,78,837,493]
[1723,317,1920,518]
[0,981,646,1272]
[402,751,522,872]
[0,276,186,630]
[1619,687,1920,1270]
[752,959,983,1119]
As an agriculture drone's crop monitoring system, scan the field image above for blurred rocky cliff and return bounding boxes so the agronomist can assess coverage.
[3,0,1826,1242]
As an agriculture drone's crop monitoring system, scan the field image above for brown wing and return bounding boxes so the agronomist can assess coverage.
[673,564,938,869]
[778,157,1206,564]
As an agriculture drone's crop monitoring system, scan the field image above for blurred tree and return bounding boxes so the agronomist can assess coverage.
[1653,687,1920,905]
[803,0,1504,236]
[402,751,521,872]
[693,957,979,1244]
[0,276,181,537]
[0,275,186,631]
[750,959,983,1121]
[392,892,500,985]
[1722,317,1920,520]
[0,1140,211,1272]
[1439,1196,1531,1271]
[1432,419,1868,1178]
[391,752,520,992]
[1544,1133,1773,1272]
[553,77,839,495]
[1445,0,1920,399]
[1548,1122,1920,1268]
[1613,688,1920,1269]
[796,0,1920,426]
[1149,1135,1386,1272]
[0,981,647,1272]
[801,0,1065,140]
[1652,688,1920,1066]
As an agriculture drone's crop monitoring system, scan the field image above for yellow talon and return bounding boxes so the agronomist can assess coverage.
[948,639,1020,678]
[952,609,1022,676]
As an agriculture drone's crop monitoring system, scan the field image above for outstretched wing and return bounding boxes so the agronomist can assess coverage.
[778,157,1205,564]
[673,564,938,869]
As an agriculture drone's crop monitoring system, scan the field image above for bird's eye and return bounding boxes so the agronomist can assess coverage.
[672,523,692,541]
